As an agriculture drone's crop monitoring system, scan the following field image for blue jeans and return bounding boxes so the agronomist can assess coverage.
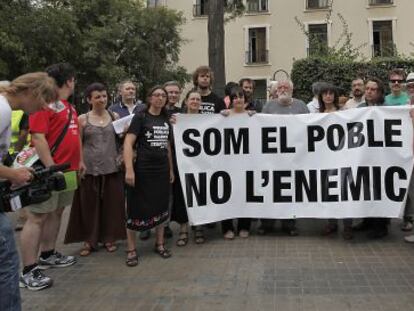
[0,213,21,311]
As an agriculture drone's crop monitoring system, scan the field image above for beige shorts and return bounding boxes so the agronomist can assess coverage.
[27,190,75,214]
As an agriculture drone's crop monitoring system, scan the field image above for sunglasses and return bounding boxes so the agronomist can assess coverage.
[390,79,405,84]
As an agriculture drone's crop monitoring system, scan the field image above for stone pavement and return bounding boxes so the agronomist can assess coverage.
[12,210,414,311]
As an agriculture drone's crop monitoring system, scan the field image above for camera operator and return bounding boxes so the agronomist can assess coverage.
[19,63,85,291]
[0,73,58,311]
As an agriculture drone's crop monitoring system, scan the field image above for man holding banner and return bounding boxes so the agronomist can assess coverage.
[259,79,309,236]
[353,78,392,238]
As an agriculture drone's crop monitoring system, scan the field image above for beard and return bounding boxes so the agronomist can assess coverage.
[353,89,363,97]
[278,94,292,105]
[198,84,209,91]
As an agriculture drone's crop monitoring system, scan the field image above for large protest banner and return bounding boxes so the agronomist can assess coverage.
[173,107,414,225]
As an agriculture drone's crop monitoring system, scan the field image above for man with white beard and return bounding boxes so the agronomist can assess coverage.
[262,80,309,114]
[259,80,309,236]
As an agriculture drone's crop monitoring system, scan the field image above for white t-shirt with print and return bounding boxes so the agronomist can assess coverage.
[0,94,12,163]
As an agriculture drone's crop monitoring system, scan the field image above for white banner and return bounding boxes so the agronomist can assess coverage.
[173,107,414,225]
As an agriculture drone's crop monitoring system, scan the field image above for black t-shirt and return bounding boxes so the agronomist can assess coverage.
[166,105,182,116]
[200,92,226,114]
[127,111,171,170]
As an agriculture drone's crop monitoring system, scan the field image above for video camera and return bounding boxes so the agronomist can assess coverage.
[0,163,70,213]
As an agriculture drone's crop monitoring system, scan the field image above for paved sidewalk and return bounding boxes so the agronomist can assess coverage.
[13,211,414,311]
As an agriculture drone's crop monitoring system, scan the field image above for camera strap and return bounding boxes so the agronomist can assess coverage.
[50,103,73,156]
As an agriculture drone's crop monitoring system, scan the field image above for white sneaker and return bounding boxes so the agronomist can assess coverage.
[38,251,76,269]
[401,221,413,232]
[19,268,53,291]
[404,235,414,243]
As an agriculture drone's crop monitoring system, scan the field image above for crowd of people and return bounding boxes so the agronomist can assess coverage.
[1,63,414,311]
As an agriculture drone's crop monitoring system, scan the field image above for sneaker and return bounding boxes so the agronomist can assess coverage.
[38,251,76,269]
[19,268,53,291]
[404,235,414,243]
[401,220,413,232]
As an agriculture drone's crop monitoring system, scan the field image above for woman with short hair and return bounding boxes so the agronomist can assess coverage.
[316,83,353,239]
[64,82,126,255]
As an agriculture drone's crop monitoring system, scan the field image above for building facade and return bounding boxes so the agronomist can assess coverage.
[148,0,414,100]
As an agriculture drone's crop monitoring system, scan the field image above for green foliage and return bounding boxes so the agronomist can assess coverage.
[295,0,366,62]
[224,0,245,22]
[0,0,189,99]
[291,57,414,102]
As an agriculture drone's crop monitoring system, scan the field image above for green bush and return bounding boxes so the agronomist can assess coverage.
[291,57,414,102]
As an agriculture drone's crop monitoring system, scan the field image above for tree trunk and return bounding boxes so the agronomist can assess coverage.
[208,0,225,97]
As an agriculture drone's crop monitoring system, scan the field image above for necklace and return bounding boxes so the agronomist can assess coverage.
[91,111,106,125]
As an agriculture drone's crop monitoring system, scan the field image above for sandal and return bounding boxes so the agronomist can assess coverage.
[79,243,95,257]
[104,242,118,253]
[223,230,235,240]
[194,229,205,244]
[153,244,172,259]
[176,231,189,247]
[125,249,139,267]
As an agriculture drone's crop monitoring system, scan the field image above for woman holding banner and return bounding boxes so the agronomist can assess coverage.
[315,83,354,240]
[220,86,256,239]
[170,89,204,246]
[123,86,174,266]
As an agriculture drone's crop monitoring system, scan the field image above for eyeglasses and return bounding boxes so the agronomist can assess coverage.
[152,93,167,98]
[390,79,405,84]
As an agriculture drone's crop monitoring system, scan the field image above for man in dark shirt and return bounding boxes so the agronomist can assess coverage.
[192,66,225,114]
[239,78,263,112]
[164,81,182,115]
[109,80,145,118]
[354,78,389,239]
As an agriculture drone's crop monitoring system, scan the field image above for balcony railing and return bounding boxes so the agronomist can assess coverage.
[246,0,268,13]
[245,50,269,64]
[372,43,395,57]
[369,0,393,5]
[193,4,209,17]
[306,0,329,10]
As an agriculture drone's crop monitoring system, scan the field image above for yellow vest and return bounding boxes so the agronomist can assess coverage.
[9,110,25,154]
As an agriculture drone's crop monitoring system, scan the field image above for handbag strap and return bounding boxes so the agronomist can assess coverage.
[50,103,73,156]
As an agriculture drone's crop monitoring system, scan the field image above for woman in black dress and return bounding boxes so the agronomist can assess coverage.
[123,86,174,266]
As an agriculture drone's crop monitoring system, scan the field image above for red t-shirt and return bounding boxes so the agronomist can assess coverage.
[29,100,80,171]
